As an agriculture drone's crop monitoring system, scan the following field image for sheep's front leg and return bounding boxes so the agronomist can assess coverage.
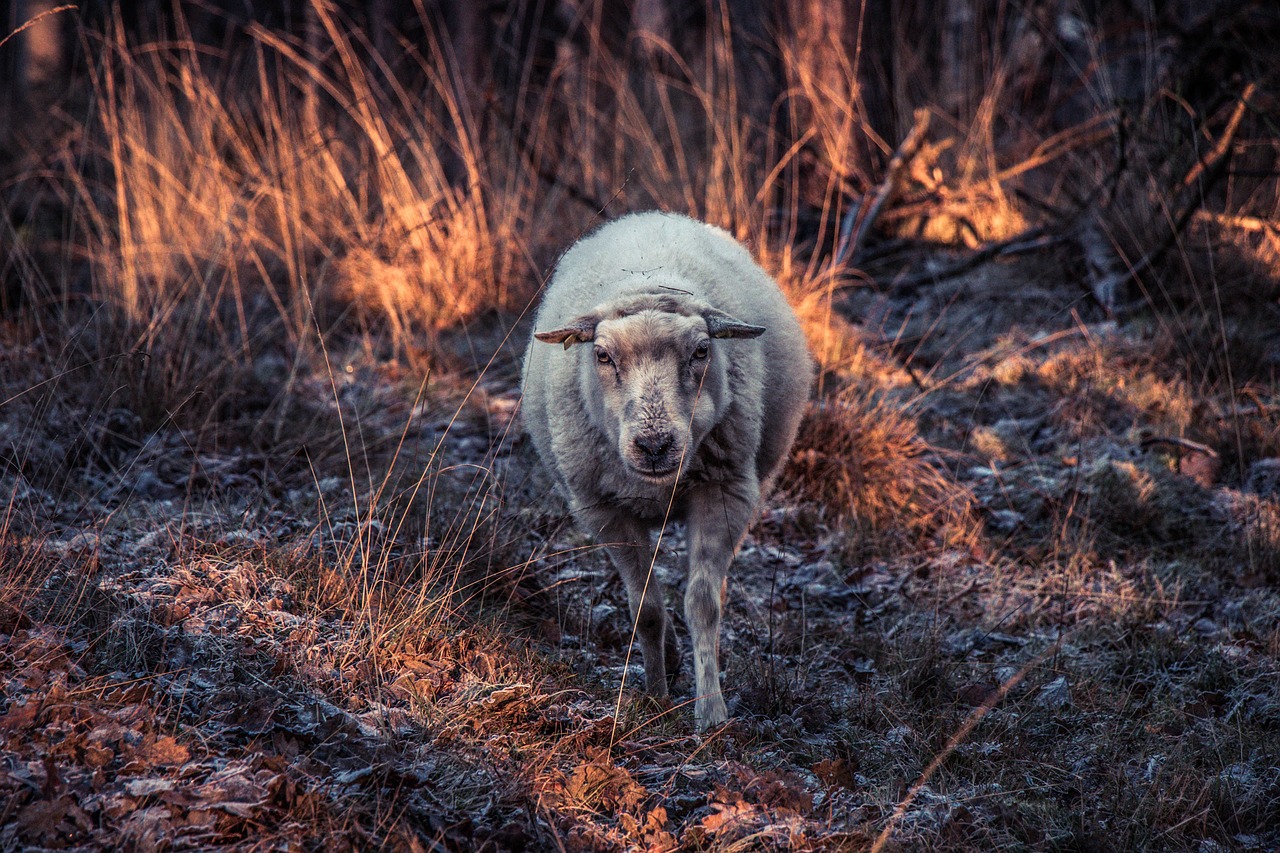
[685,480,758,730]
[591,514,674,697]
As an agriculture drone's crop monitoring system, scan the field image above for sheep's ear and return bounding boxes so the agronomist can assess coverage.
[535,316,598,350]
[704,308,766,339]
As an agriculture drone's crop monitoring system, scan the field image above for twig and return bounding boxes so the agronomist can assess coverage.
[1193,210,1280,234]
[1101,82,1259,289]
[0,4,74,51]
[1193,210,1280,254]
[837,108,932,266]
[1183,82,1256,190]
[1139,436,1218,457]
[1215,405,1280,421]
[991,113,1119,185]
[870,637,1064,853]
[850,114,1129,296]
[1110,87,1251,290]
[898,81,1256,304]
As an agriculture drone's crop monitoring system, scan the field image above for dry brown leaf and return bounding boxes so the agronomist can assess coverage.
[83,743,114,768]
[564,748,648,813]
[16,796,71,842]
[730,766,814,814]
[191,762,277,817]
[956,680,1000,708]
[702,799,757,834]
[0,699,39,732]
[0,600,33,633]
[813,757,858,790]
[140,734,190,766]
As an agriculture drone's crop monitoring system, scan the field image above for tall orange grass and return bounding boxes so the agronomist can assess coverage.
[67,5,549,351]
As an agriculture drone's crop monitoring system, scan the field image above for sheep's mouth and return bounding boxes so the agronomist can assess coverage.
[629,463,681,482]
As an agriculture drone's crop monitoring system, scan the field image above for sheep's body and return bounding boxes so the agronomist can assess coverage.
[521,211,813,729]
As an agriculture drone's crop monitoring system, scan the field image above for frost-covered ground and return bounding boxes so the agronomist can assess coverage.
[3,258,1278,850]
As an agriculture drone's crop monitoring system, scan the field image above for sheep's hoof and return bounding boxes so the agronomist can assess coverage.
[695,694,729,731]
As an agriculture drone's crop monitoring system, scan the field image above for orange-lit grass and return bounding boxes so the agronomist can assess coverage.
[65,6,550,354]
[782,378,981,555]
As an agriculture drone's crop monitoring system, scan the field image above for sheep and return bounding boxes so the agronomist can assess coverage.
[521,211,814,730]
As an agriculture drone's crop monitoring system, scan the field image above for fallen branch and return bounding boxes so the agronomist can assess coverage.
[1216,404,1280,420]
[836,108,932,266]
[991,113,1120,185]
[1107,82,1260,287]
[1194,211,1280,234]
[851,224,1065,295]
[872,82,1256,301]
[1193,209,1280,254]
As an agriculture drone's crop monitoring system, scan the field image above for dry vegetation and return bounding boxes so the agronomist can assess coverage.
[2,1,1279,850]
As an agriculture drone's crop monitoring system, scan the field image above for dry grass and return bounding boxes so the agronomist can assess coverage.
[43,7,549,358]
[782,380,980,558]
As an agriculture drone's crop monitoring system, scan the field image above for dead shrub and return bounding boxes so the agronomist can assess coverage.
[1082,458,1168,542]
[781,385,978,554]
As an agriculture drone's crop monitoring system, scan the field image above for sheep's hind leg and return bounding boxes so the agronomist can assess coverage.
[684,480,757,731]
[594,516,672,698]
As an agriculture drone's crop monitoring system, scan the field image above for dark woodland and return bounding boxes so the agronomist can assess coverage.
[1,1,1279,849]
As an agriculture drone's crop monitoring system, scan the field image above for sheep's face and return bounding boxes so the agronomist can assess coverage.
[589,311,717,482]
[536,299,764,484]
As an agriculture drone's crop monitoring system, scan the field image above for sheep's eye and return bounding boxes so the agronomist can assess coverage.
[692,340,710,360]
[594,347,613,366]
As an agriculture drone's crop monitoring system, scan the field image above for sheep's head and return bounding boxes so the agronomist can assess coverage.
[536,295,764,483]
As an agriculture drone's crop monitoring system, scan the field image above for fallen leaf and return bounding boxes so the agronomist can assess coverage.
[119,805,173,852]
[191,762,276,817]
[1185,690,1228,719]
[16,796,71,843]
[956,680,1000,707]
[0,699,39,732]
[702,799,756,833]
[140,734,190,766]
[84,743,114,768]
[125,778,176,798]
[0,600,32,633]
[1036,676,1071,709]
[813,757,858,789]
[225,696,280,735]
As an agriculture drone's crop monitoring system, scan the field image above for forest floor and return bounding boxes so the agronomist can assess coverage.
[2,242,1279,852]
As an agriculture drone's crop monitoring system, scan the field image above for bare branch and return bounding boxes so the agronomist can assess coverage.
[836,108,932,267]
[1182,82,1257,190]
[856,225,1065,295]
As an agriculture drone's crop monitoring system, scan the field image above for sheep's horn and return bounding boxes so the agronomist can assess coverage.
[535,317,598,348]
[704,309,766,339]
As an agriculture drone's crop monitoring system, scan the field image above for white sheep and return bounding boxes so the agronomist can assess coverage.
[521,211,814,730]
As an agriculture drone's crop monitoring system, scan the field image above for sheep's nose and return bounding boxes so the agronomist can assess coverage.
[634,433,674,461]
